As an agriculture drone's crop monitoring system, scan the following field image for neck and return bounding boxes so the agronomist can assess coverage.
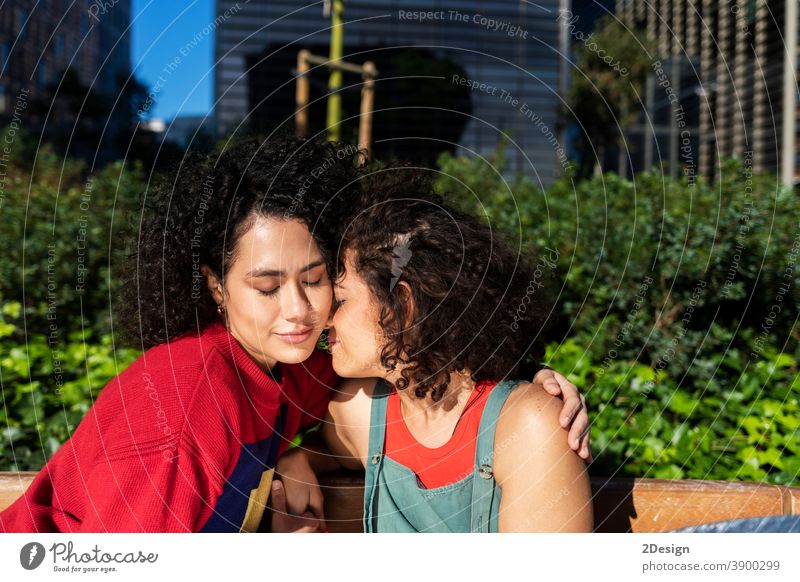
[392,371,478,448]
[394,370,476,422]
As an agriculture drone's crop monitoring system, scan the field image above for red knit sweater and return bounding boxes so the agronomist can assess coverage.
[0,322,337,533]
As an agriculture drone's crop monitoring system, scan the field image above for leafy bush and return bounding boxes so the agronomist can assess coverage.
[0,301,140,470]
[0,129,144,470]
[437,148,800,380]
[437,144,800,485]
[0,128,143,338]
[546,339,800,485]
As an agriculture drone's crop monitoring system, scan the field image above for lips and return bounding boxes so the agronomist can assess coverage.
[275,328,314,344]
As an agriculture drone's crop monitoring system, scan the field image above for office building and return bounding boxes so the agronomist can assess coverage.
[611,0,798,186]
[214,0,570,184]
[0,0,132,161]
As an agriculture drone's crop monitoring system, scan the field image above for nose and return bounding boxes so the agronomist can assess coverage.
[325,301,335,327]
[281,282,312,323]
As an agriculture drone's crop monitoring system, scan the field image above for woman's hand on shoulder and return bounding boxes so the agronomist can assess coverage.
[533,368,591,461]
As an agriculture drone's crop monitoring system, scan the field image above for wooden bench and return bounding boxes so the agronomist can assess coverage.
[3,471,799,532]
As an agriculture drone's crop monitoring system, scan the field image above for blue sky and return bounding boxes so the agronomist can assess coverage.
[131,0,213,120]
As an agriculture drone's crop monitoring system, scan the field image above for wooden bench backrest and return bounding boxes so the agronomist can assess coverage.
[0,473,36,519]
[322,474,800,532]
[3,472,799,532]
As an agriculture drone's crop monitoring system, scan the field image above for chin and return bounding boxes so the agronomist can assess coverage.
[274,343,317,365]
[329,350,350,377]
[330,350,372,378]
[330,357,350,377]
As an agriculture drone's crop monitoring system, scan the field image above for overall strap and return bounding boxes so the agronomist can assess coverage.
[470,379,527,532]
[362,378,392,532]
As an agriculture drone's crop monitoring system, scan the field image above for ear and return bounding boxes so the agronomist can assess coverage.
[201,265,224,306]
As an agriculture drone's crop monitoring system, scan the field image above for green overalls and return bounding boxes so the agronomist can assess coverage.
[363,378,526,532]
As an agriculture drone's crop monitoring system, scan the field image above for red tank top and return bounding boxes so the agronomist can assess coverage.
[384,379,498,489]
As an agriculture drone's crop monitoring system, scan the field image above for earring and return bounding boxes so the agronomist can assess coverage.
[217,304,225,316]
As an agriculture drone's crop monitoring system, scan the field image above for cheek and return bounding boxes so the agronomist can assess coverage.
[311,287,333,319]
[339,305,381,345]
[256,302,281,330]
[332,306,362,343]
[226,286,254,320]
[235,289,279,329]
[331,306,347,330]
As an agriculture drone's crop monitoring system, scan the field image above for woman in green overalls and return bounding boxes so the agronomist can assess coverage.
[309,169,593,532]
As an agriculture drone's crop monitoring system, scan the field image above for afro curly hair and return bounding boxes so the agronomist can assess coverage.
[120,135,363,349]
[337,165,556,402]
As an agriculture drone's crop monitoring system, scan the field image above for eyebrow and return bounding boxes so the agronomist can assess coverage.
[246,259,326,278]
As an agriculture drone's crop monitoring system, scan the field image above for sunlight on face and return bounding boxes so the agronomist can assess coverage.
[327,250,390,378]
[208,216,333,371]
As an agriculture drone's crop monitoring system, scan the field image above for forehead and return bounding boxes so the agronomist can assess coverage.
[234,216,322,267]
[336,249,359,282]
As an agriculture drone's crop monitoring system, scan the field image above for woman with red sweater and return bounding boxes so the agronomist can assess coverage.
[0,138,353,532]
[0,138,588,533]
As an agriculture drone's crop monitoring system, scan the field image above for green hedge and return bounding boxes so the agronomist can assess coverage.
[437,144,800,486]
[0,130,143,470]
[0,301,140,470]
[0,129,142,338]
[546,339,799,484]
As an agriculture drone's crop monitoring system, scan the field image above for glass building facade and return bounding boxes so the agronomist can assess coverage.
[214,0,569,185]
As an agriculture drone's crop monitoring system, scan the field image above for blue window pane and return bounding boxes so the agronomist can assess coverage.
[18,9,28,40]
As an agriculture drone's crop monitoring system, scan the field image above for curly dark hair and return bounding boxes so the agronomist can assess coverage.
[120,135,362,348]
[338,166,555,402]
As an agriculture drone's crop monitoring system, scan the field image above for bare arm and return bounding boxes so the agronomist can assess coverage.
[494,383,594,532]
[272,378,377,525]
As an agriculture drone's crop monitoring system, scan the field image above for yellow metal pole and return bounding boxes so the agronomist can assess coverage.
[358,61,376,163]
[295,50,310,138]
[326,0,344,142]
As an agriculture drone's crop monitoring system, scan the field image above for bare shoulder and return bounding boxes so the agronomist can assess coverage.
[497,382,564,439]
[494,382,572,475]
[493,382,593,532]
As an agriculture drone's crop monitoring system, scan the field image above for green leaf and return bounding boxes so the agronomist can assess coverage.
[667,391,696,416]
